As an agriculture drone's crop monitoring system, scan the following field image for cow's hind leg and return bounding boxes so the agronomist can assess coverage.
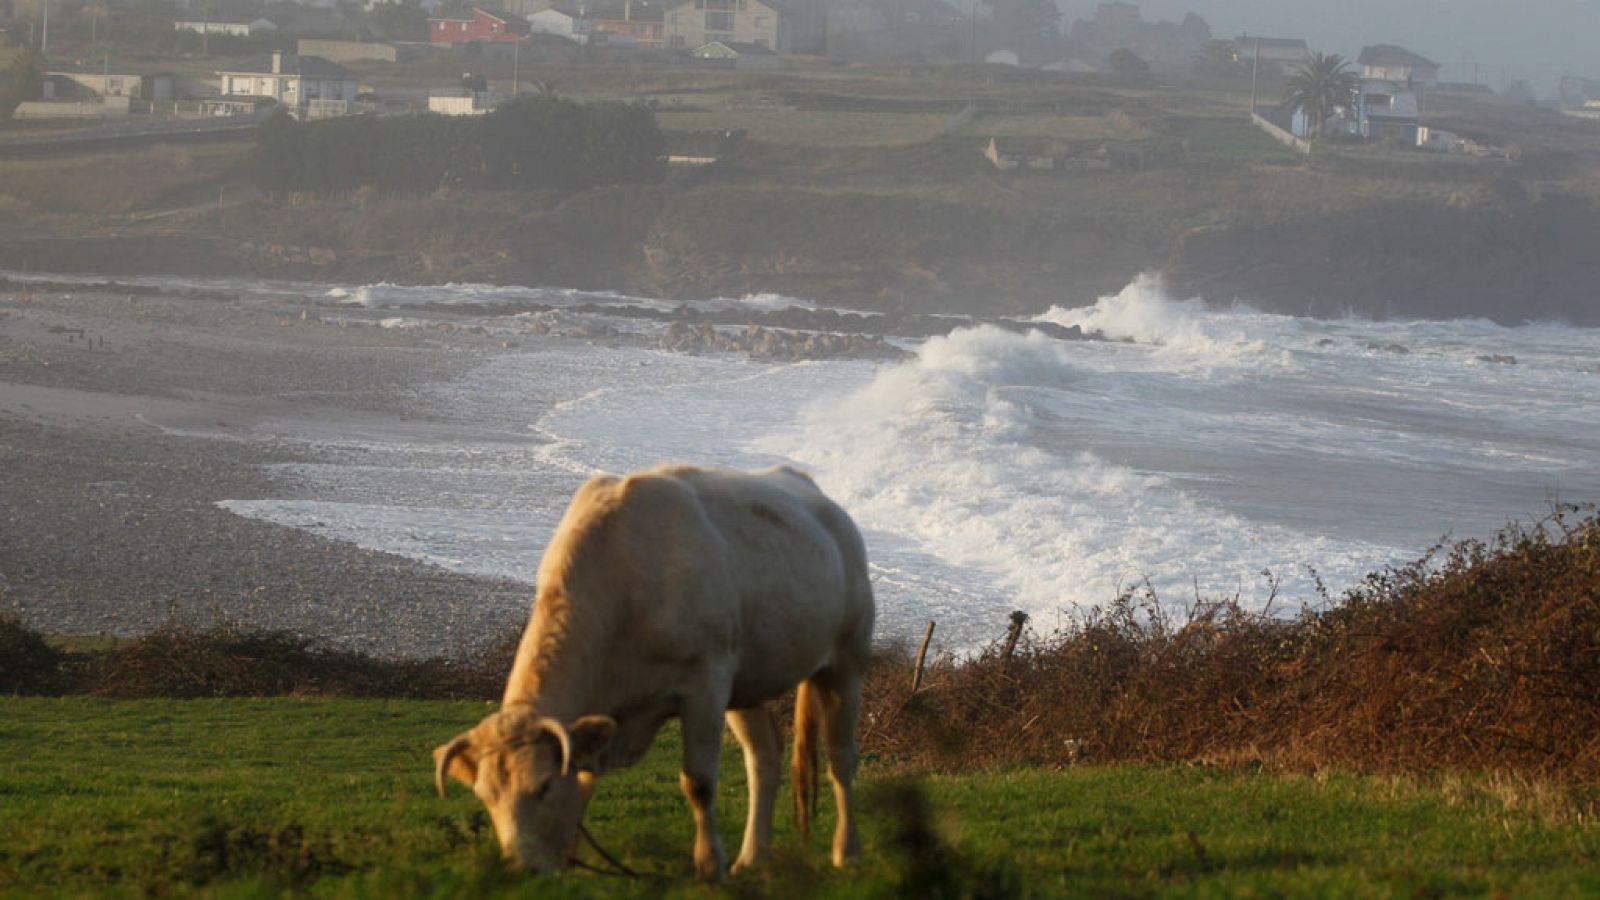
[679,695,730,879]
[813,669,864,866]
[727,704,781,873]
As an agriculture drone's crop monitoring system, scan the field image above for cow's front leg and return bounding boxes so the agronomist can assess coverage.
[679,698,729,879]
[727,704,781,873]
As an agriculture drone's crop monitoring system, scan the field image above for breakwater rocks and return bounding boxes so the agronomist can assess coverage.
[653,306,1087,363]
[659,321,910,362]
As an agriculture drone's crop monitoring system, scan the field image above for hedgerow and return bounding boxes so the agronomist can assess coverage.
[7,509,1598,780]
[252,96,664,197]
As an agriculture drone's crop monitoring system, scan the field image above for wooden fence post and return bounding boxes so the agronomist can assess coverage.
[1002,610,1029,660]
[910,620,936,693]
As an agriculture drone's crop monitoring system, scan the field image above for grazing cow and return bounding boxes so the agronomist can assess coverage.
[434,464,875,877]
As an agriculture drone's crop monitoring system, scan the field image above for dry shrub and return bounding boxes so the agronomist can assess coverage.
[9,509,1597,783]
[865,508,1600,781]
[80,626,515,700]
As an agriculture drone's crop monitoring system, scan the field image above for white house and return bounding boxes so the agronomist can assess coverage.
[527,8,590,43]
[216,52,360,112]
[664,0,786,52]
[1290,79,1421,144]
[1357,45,1440,86]
[174,16,277,36]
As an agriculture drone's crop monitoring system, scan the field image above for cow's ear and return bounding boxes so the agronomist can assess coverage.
[568,716,617,769]
[434,732,480,797]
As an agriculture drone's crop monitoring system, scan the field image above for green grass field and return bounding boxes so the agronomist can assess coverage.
[656,109,953,147]
[2,697,1597,897]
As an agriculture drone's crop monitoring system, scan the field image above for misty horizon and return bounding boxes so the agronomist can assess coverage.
[1057,0,1599,93]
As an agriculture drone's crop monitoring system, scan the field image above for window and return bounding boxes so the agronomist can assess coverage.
[705,11,733,29]
[753,15,766,27]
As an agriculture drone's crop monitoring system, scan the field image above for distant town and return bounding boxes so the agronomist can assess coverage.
[2,0,1596,132]
[4,0,1599,326]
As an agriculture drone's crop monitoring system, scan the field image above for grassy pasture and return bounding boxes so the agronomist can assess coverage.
[2,697,1598,897]
[656,109,952,147]
[0,142,251,214]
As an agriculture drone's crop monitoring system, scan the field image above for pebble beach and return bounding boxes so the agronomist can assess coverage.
[0,282,534,659]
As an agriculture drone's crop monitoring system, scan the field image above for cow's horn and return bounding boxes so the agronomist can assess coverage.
[538,717,574,777]
[435,734,471,799]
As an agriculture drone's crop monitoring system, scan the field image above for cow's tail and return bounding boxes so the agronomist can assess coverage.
[792,678,821,844]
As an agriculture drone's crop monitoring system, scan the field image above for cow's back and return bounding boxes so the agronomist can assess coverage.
[604,465,874,708]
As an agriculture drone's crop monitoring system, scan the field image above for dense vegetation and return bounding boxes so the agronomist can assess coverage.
[0,48,43,120]
[869,507,1600,780]
[251,96,665,196]
[7,509,1600,785]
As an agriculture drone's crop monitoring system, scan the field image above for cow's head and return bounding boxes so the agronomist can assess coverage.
[434,708,617,871]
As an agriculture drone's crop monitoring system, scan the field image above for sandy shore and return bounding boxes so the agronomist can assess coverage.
[0,283,536,659]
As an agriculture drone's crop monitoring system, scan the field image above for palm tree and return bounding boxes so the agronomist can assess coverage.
[1283,52,1358,139]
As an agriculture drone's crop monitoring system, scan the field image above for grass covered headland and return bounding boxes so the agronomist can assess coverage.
[2,511,1598,893]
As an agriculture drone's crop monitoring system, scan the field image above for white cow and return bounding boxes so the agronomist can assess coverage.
[434,464,875,877]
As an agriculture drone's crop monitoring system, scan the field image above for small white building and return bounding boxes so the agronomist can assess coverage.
[690,40,779,68]
[43,70,176,102]
[174,16,278,36]
[527,8,590,43]
[216,52,360,113]
[427,92,505,115]
[1564,100,1600,121]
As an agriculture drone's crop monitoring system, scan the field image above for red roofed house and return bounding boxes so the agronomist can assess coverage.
[428,6,532,44]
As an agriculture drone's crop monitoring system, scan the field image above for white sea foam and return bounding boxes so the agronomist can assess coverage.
[164,271,1600,651]
[1034,274,1288,371]
[756,323,1384,633]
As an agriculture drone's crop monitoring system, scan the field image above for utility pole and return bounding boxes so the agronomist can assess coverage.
[969,1,976,105]
[1249,39,1261,113]
[512,38,519,95]
[41,0,49,57]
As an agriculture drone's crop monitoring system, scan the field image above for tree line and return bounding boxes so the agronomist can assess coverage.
[251,95,665,196]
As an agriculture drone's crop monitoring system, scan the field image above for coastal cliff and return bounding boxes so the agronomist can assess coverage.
[4,150,1598,325]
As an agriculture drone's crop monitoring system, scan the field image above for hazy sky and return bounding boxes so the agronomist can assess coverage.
[1058,0,1600,92]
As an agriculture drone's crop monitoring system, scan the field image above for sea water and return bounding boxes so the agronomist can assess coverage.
[28,271,1592,649]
